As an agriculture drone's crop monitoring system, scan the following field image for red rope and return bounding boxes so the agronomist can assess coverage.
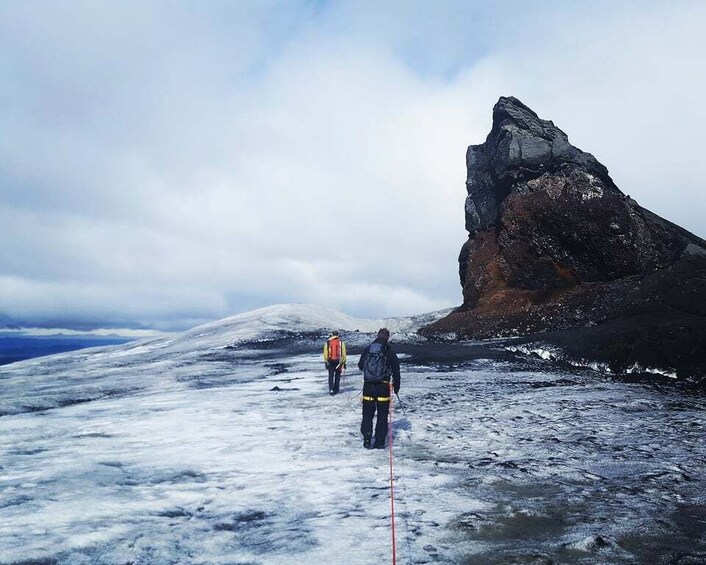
[388,382,397,565]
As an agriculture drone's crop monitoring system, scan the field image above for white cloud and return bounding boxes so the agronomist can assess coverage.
[1,1,704,330]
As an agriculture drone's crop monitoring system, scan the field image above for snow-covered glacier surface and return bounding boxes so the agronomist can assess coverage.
[1,304,705,564]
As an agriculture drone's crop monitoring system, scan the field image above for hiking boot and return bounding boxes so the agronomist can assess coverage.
[363,437,371,449]
[329,390,335,396]
[374,441,385,449]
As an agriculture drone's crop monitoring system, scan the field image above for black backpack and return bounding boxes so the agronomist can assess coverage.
[363,342,389,382]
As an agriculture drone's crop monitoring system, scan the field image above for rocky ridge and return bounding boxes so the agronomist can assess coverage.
[423,97,706,378]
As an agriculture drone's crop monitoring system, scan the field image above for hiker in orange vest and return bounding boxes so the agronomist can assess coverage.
[323,331,347,396]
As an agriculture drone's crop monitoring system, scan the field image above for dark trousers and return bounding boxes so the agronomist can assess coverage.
[327,361,342,392]
[360,381,391,446]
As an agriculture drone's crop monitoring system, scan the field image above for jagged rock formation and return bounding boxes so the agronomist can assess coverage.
[424,97,706,378]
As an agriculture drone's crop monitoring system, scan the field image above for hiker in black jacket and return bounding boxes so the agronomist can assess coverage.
[358,328,401,449]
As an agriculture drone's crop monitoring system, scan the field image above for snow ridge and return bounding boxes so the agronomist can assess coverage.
[113,303,451,357]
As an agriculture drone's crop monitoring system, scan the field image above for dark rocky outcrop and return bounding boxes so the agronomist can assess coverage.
[423,97,706,378]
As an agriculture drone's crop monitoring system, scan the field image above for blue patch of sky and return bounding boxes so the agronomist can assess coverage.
[185,0,327,87]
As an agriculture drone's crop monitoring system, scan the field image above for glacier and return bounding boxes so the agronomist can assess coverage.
[1,304,705,564]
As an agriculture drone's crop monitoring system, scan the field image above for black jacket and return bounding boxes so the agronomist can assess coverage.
[358,338,401,392]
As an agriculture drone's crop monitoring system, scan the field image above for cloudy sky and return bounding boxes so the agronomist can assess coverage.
[1,0,705,332]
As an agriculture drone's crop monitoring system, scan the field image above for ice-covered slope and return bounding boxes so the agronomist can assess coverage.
[172,302,446,350]
[86,302,448,359]
[0,304,449,417]
[2,303,704,564]
[6,302,445,366]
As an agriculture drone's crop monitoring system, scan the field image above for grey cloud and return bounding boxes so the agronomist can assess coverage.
[1,1,704,330]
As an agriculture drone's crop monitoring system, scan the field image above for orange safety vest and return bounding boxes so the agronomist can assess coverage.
[328,337,341,360]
